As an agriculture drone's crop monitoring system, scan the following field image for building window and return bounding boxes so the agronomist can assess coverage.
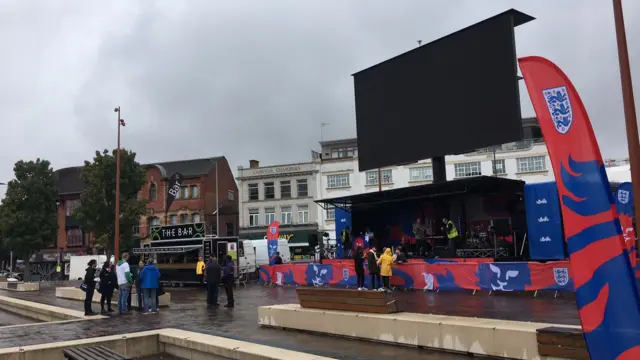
[327,174,350,188]
[454,162,482,178]
[249,209,260,227]
[265,207,276,225]
[65,199,80,216]
[227,190,234,201]
[297,205,309,224]
[296,179,308,197]
[264,182,275,199]
[409,166,433,182]
[326,204,335,221]
[492,159,507,175]
[149,183,157,201]
[150,217,160,226]
[331,147,357,159]
[280,180,291,198]
[226,222,234,236]
[281,206,292,225]
[180,214,189,224]
[517,156,547,173]
[248,183,259,201]
[365,169,392,185]
[191,185,199,199]
[66,228,83,247]
[180,186,189,199]
[192,213,201,223]
[169,215,178,225]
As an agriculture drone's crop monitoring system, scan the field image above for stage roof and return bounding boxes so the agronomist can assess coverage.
[316,176,525,209]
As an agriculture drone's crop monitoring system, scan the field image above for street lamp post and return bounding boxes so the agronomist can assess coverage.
[612,0,640,250]
[114,107,124,262]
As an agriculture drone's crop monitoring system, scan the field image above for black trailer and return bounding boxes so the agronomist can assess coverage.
[132,223,239,286]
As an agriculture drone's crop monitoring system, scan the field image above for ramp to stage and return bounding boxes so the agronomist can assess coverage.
[258,304,583,360]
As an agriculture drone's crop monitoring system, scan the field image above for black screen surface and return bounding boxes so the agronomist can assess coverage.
[353,10,533,172]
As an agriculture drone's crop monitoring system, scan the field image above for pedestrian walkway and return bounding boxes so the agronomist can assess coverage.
[0,283,579,359]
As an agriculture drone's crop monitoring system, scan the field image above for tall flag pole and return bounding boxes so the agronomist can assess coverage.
[519,56,640,360]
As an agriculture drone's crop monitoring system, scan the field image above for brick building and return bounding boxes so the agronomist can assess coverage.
[53,157,238,254]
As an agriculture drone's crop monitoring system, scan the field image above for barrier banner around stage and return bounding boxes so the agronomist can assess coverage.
[520,56,640,359]
[259,261,574,292]
[524,182,565,260]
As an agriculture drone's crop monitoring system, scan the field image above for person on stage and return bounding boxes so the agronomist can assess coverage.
[413,218,426,257]
[341,226,352,258]
[442,217,460,256]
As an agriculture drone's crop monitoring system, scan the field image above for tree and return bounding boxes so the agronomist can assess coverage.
[73,149,148,255]
[0,159,58,259]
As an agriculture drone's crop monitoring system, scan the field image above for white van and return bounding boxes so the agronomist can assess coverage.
[238,240,257,273]
[249,239,291,266]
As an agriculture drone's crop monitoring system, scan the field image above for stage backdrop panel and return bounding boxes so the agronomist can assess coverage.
[525,182,565,260]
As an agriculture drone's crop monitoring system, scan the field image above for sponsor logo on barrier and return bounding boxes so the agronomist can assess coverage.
[342,268,349,282]
[543,86,573,134]
[276,272,283,285]
[553,267,569,286]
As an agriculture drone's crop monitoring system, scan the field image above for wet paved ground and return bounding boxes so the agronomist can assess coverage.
[0,283,580,359]
[0,309,38,327]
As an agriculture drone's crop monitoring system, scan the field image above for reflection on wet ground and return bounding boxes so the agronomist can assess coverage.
[0,309,38,327]
[0,283,580,359]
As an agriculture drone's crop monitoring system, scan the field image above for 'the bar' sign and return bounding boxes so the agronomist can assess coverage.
[150,222,205,241]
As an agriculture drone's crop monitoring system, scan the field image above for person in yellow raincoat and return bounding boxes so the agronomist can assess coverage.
[377,248,394,292]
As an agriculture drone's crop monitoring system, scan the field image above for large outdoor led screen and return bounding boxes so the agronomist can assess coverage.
[353,9,534,171]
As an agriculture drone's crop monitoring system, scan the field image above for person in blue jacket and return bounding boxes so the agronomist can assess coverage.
[139,258,161,314]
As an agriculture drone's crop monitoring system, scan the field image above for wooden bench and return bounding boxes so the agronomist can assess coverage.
[536,326,589,360]
[63,346,131,360]
[296,287,399,314]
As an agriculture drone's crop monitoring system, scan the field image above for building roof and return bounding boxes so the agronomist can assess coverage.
[55,156,225,196]
[316,176,525,208]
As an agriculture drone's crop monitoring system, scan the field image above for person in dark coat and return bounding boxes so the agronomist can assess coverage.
[83,259,98,316]
[367,247,381,291]
[222,255,235,307]
[205,255,222,307]
[98,261,116,314]
[273,252,283,265]
[354,246,365,290]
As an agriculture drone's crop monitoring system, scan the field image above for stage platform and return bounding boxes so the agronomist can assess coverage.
[259,304,581,360]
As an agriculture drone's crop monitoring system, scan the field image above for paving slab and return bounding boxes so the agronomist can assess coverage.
[0,282,580,360]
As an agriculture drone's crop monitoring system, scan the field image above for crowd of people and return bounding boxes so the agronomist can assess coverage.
[82,252,236,316]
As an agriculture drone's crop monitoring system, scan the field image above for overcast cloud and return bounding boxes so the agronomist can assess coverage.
[0,0,638,185]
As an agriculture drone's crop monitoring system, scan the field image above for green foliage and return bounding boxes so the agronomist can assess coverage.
[0,159,58,259]
[73,149,147,255]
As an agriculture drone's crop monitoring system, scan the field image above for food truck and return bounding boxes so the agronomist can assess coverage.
[132,222,240,286]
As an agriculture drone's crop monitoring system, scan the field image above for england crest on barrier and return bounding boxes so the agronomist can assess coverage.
[553,267,569,286]
[542,86,573,134]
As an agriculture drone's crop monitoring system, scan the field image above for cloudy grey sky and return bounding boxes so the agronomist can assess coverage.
[0,0,638,184]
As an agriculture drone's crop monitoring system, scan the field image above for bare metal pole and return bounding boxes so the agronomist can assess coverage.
[216,161,219,235]
[114,106,122,262]
[612,0,640,253]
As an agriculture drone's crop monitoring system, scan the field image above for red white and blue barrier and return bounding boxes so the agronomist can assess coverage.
[259,259,581,292]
